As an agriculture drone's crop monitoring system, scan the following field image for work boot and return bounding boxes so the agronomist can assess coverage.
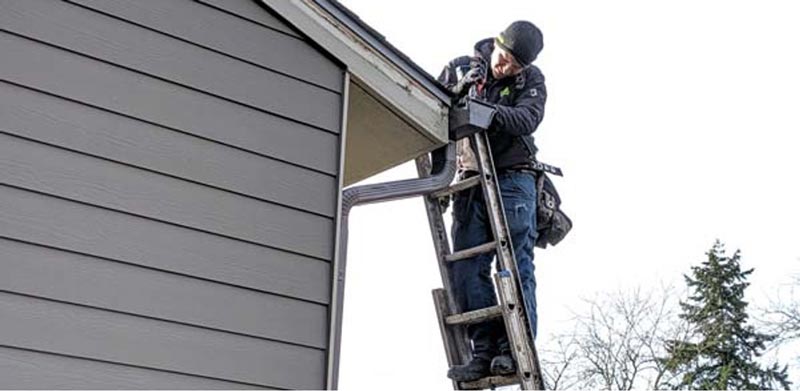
[447,357,491,382]
[490,353,516,376]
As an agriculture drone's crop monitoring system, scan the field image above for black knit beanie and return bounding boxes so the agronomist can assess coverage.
[495,21,543,66]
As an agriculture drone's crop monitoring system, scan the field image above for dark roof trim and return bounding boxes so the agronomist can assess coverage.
[313,0,453,104]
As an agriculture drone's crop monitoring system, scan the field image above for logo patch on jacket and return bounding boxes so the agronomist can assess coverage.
[530,88,538,97]
[500,86,511,97]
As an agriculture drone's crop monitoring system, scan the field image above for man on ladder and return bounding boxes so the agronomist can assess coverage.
[438,20,547,383]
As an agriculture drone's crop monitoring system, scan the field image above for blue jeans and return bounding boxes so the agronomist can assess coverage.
[450,171,537,359]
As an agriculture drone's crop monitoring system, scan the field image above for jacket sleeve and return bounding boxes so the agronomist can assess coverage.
[491,71,547,136]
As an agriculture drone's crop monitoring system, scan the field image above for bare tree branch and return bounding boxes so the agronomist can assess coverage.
[539,283,688,390]
[761,271,800,345]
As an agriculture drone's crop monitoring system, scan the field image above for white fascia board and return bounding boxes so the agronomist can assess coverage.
[261,0,449,146]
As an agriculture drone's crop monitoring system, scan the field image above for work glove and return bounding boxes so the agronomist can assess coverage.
[450,58,487,98]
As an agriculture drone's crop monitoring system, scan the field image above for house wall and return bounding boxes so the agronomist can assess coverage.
[262,0,450,186]
[0,0,344,388]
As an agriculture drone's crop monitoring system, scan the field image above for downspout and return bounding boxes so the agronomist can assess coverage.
[327,142,456,389]
[326,98,495,389]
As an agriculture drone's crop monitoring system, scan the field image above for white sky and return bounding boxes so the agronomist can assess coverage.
[337,1,800,389]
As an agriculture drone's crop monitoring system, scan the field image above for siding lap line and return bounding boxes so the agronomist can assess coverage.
[0,126,335,220]
[0,181,332,263]
[0,235,328,306]
[195,0,302,41]
[0,28,341,136]
[0,79,336,179]
[64,0,342,95]
[0,289,325,351]
[0,344,285,390]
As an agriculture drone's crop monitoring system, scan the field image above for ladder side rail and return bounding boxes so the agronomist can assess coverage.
[471,132,544,390]
[433,288,464,391]
[495,271,545,389]
[470,132,524,300]
[415,155,472,370]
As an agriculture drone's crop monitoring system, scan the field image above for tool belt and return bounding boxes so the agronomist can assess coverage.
[512,161,563,177]
[459,161,562,180]
[457,161,572,249]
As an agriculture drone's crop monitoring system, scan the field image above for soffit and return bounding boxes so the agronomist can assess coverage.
[259,0,451,184]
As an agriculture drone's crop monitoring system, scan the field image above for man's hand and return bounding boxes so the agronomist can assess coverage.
[450,58,487,98]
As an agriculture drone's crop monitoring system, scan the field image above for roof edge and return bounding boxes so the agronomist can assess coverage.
[313,0,452,104]
[260,0,450,147]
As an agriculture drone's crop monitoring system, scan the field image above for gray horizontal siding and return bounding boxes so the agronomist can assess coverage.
[0,237,327,348]
[0,292,325,389]
[0,132,333,260]
[0,81,337,216]
[199,0,302,39]
[0,0,342,131]
[0,0,344,387]
[0,184,331,304]
[70,0,343,92]
[0,346,267,390]
[0,31,340,180]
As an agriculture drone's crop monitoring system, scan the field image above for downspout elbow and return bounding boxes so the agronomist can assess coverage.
[328,142,455,389]
[340,142,456,216]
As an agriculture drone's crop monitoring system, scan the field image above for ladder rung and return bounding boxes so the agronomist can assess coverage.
[444,241,496,262]
[459,375,519,390]
[445,305,503,326]
[431,175,482,199]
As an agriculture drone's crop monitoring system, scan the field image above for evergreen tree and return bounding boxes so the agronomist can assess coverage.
[664,240,790,390]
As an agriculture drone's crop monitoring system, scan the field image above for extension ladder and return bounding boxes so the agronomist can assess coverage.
[415,110,545,390]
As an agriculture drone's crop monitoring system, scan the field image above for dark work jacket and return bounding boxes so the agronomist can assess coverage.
[438,38,547,169]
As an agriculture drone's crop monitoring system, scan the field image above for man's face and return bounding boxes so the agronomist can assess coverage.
[490,45,525,80]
